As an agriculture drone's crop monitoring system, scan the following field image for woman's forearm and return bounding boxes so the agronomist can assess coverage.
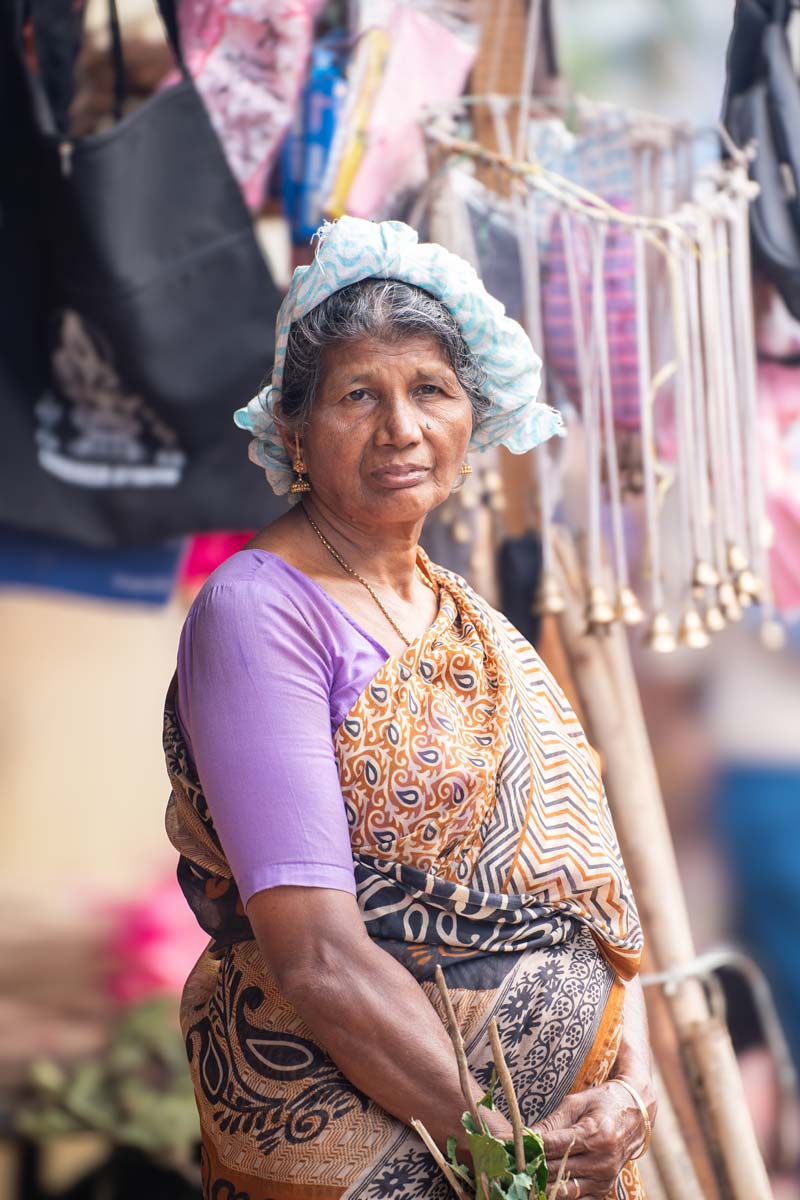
[279,936,512,1151]
[611,977,657,1121]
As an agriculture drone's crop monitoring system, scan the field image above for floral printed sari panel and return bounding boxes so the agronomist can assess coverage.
[164,553,644,1199]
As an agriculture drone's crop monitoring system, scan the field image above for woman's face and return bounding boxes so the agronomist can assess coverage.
[290,335,474,530]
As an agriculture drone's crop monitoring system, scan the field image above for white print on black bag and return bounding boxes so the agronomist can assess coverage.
[35,310,187,488]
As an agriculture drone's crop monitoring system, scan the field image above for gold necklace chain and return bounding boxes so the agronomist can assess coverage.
[302,507,429,647]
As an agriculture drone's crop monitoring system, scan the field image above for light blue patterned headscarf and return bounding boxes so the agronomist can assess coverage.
[234,216,563,495]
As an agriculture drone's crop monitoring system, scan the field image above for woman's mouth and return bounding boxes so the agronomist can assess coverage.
[371,464,431,489]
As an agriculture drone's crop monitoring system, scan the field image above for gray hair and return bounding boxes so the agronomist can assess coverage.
[276,278,490,429]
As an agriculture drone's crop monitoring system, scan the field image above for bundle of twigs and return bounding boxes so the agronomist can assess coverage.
[412,965,572,1200]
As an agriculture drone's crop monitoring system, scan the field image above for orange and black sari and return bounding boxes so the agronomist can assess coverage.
[164,555,644,1199]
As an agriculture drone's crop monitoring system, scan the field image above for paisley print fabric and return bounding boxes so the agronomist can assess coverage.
[164,552,644,1199]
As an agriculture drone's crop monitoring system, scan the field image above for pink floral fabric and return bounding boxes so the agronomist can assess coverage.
[165,0,324,210]
[758,361,800,614]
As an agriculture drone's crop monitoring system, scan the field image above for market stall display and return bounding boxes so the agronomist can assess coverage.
[423,94,775,653]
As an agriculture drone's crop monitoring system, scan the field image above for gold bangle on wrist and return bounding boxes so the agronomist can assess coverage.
[610,1078,652,1160]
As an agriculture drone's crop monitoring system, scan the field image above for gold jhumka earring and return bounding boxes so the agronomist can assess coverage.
[289,433,311,494]
[459,461,473,475]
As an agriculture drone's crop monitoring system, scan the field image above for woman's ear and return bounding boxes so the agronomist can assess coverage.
[273,402,296,459]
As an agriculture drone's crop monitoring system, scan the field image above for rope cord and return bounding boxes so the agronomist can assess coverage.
[668,228,700,599]
[515,0,543,161]
[589,220,629,593]
[713,213,749,557]
[633,227,665,613]
[697,214,734,584]
[682,229,716,570]
[561,211,602,587]
[729,185,770,585]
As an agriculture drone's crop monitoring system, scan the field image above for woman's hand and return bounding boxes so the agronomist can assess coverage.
[534,1079,651,1200]
[535,978,657,1199]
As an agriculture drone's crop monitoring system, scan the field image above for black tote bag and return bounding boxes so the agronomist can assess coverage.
[1,0,283,546]
[723,0,800,319]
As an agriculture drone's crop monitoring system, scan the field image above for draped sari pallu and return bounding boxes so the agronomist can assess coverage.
[164,557,645,1200]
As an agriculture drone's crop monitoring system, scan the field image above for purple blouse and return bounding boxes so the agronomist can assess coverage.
[176,549,388,904]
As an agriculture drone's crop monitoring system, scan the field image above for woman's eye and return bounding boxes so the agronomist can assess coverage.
[346,389,372,402]
[416,384,442,397]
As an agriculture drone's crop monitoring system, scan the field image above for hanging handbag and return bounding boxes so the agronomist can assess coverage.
[1,0,283,546]
[723,0,800,319]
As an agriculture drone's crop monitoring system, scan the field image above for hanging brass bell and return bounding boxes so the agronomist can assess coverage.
[736,568,762,600]
[585,583,616,634]
[534,573,566,616]
[643,610,677,653]
[760,618,786,651]
[717,579,743,622]
[704,604,727,633]
[692,559,719,590]
[452,518,471,545]
[727,543,749,574]
[677,607,711,650]
[616,586,645,627]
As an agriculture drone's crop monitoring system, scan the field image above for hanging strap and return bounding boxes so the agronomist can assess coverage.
[19,0,188,139]
[107,0,126,123]
[154,0,190,80]
[27,0,84,136]
[149,0,189,81]
[21,0,125,136]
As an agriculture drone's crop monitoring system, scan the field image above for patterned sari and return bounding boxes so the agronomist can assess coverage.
[164,554,644,1200]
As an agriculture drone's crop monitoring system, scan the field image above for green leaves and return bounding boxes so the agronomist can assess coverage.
[15,997,199,1165]
[519,1130,548,1194]
[468,1127,513,1182]
[479,1071,499,1109]
[504,1170,535,1200]
[445,1098,549,1200]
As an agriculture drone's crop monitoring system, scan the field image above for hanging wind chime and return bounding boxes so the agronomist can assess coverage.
[423,93,773,652]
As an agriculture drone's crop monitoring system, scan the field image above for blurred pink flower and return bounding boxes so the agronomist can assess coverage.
[105,875,209,1006]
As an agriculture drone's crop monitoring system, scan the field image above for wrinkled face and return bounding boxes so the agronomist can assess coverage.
[289,335,474,529]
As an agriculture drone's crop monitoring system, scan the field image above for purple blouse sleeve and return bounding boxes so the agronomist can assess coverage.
[176,567,358,905]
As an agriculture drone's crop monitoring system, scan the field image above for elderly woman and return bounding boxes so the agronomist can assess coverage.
[165,217,655,1200]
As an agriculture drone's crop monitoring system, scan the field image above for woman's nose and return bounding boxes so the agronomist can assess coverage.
[375,393,424,446]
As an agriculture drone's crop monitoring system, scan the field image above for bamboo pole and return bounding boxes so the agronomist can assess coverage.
[540,617,719,1200]
[637,1153,668,1200]
[551,528,772,1200]
[648,1066,705,1200]
[640,945,721,1200]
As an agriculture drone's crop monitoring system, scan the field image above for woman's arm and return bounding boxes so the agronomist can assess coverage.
[247,884,513,1153]
[610,976,658,1118]
[533,977,657,1200]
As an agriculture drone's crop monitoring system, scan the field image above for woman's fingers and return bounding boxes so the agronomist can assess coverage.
[553,1179,608,1200]
[538,1082,646,1177]
[550,1154,621,1192]
[556,1179,581,1200]
[542,1125,582,1160]
[532,1082,650,1200]
[542,1114,617,1168]
[546,1146,626,1189]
